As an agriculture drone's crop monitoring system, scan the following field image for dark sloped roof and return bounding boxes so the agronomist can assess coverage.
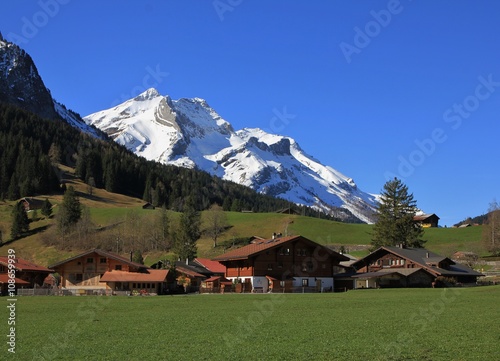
[351,246,483,278]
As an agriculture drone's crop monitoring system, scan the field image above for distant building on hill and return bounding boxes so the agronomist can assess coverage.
[413,213,440,228]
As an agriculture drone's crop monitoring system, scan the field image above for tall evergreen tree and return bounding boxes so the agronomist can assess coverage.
[57,186,82,232]
[11,202,30,239]
[174,200,201,262]
[371,178,424,250]
[41,198,53,218]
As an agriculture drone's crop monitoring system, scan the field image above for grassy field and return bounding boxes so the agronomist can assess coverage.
[4,286,499,360]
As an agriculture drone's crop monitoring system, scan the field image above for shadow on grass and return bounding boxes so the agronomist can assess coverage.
[3,225,50,246]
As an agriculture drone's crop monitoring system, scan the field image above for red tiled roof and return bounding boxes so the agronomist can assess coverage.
[212,235,349,262]
[204,276,232,284]
[205,276,221,282]
[0,274,30,284]
[194,258,226,274]
[0,257,53,273]
[100,269,169,283]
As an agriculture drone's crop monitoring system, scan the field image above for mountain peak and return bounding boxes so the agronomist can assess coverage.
[85,91,378,223]
[134,88,160,101]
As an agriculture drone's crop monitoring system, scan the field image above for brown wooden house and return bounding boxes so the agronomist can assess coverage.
[0,256,53,295]
[18,197,45,212]
[413,213,440,228]
[349,245,483,288]
[49,249,174,295]
[212,235,349,293]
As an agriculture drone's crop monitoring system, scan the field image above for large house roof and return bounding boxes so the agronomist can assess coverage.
[0,256,53,273]
[351,246,483,277]
[100,269,169,283]
[212,235,349,262]
[49,249,148,270]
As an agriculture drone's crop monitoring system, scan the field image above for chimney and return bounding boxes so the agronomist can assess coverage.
[186,258,189,265]
[130,251,133,262]
[272,233,276,240]
[426,252,429,258]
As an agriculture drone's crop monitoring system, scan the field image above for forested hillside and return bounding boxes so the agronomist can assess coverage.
[0,103,358,220]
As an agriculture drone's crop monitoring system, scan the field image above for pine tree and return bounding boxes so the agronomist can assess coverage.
[371,178,424,250]
[41,198,53,218]
[11,202,30,239]
[174,201,200,262]
[57,186,82,232]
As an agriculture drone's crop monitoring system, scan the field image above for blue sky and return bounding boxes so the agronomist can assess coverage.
[1,1,499,226]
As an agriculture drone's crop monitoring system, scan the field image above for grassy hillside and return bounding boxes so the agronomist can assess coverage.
[0,171,485,267]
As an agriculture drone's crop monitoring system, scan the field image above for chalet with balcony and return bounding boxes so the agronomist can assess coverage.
[350,245,483,288]
[212,235,349,293]
[49,249,173,295]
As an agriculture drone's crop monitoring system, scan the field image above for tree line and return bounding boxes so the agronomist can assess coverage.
[0,103,321,215]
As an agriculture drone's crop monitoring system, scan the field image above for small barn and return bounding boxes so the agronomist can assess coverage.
[413,213,440,228]
[18,197,45,212]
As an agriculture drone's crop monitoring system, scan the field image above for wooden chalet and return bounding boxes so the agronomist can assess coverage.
[212,235,349,293]
[0,257,53,295]
[349,245,483,289]
[49,249,174,295]
[413,213,440,228]
[18,197,45,212]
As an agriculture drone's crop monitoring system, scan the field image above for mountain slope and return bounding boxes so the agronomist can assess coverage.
[0,34,103,138]
[85,89,378,223]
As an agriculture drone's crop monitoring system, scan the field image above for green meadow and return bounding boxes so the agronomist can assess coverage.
[4,286,499,360]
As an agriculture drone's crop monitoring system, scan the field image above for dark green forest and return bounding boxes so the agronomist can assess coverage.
[0,103,356,220]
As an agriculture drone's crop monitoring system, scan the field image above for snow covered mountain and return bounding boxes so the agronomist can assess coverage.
[85,88,378,223]
[0,34,103,138]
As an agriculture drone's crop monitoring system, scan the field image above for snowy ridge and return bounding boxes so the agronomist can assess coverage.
[85,88,378,223]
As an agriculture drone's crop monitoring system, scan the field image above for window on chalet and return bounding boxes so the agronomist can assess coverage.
[302,279,309,287]
[75,274,83,282]
[86,258,93,263]
[115,265,122,271]
[100,258,107,264]
[280,281,285,288]
[278,248,284,256]
[284,248,290,256]
[401,260,405,266]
